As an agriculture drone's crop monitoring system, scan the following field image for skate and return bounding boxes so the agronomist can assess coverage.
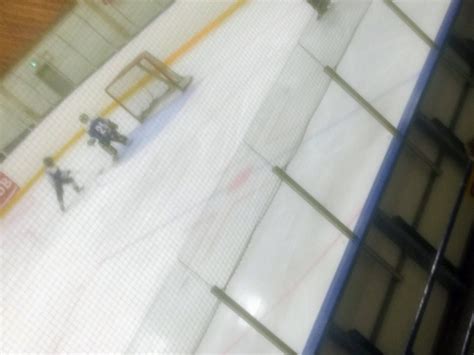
[101,143,119,162]
[317,4,329,19]
[117,135,129,145]
[112,152,120,163]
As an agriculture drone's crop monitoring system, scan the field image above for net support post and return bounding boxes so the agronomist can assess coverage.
[383,0,472,83]
[211,286,297,355]
[383,0,435,48]
[324,66,442,176]
[272,166,402,281]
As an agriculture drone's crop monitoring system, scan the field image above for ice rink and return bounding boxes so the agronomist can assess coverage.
[0,0,454,353]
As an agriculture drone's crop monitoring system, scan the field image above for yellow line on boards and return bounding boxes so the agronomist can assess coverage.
[0,0,247,218]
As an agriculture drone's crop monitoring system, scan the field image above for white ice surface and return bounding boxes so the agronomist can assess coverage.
[198,0,450,353]
[0,0,451,353]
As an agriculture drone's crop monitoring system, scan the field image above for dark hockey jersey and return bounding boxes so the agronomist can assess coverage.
[46,166,68,185]
[88,117,117,142]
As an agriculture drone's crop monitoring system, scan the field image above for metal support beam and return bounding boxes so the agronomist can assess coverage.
[413,79,471,227]
[324,66,442,176]
[272,166,402,281]
[372,76,472,348]
[211,286,297,355]
[370,250,406,343]
[404,162,473,354]
[374,211,465,290]
[414,115,468,166]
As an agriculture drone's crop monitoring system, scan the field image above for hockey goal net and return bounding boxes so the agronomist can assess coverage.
[105,51,192,122]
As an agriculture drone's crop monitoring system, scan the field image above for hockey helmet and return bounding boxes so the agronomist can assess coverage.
[79,113,90,124]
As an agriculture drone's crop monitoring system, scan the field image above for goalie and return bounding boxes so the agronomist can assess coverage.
[80,113,129,161]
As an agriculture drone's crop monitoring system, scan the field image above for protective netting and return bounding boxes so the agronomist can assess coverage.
[127,263,218,353]
[126,1,373,352]
[3,0,443,352]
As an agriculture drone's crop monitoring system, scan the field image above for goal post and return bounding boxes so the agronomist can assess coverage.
[105,51,192,122]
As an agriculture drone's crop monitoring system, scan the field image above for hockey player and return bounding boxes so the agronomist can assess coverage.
[307,0,331,18]
[43,157,82,212]
[80,113,129,161]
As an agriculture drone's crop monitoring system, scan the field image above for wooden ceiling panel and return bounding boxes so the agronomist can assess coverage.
[0,0,76,77]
